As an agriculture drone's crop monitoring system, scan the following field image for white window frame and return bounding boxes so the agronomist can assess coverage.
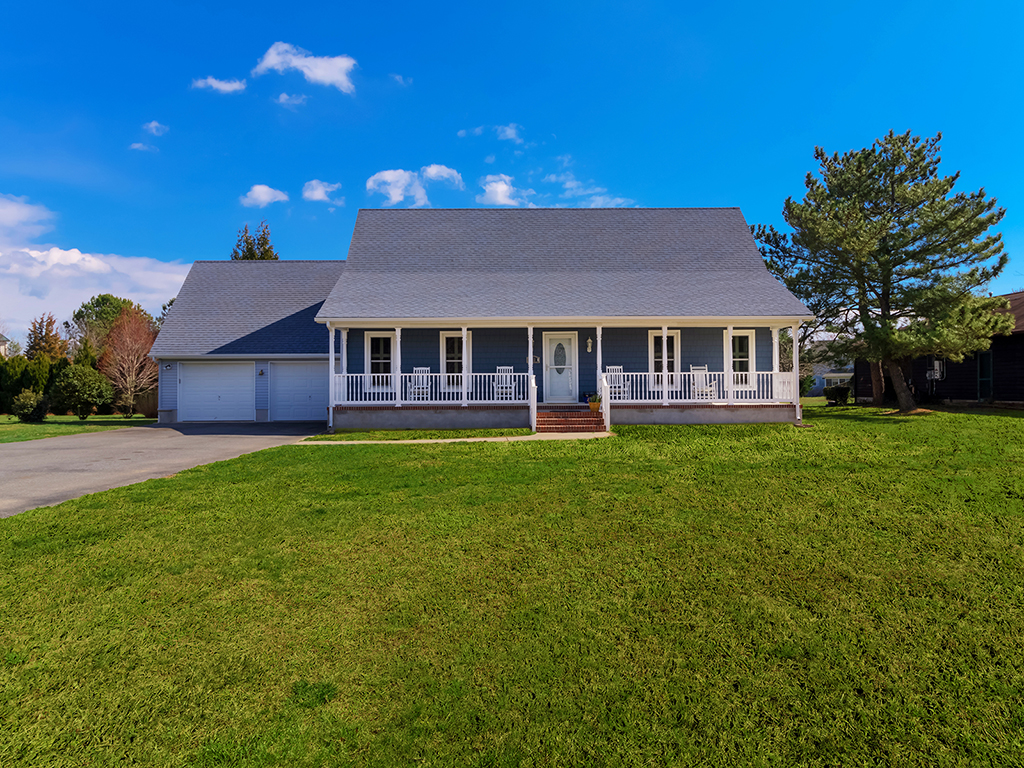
[724,329,756,389]
[364,332,396,390]
[647,330,681,389]
[439,331,472,391]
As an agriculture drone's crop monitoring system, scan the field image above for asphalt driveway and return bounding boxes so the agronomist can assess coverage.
[0,423,324,518]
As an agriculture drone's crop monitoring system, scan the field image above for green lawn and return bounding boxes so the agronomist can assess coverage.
[0,414,156,443]
[308,427,534,441]
[2,404,1024,766]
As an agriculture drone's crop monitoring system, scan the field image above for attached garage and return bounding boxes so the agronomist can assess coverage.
[178,362,255,422]
[270,361,329,421]
[151,260,347,424]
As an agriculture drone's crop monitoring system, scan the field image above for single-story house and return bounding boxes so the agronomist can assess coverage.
[0,333,9,359]
[852,289,1024,405]
[152,208,813,430]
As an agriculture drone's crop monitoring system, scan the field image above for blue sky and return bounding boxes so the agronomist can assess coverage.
[2,0,1022,340]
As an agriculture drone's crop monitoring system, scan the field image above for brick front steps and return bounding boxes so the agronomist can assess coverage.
[535,409,605,433]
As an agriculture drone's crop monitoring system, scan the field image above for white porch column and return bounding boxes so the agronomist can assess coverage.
[771,327,780,373]
[394,327,402,407]
[527,326,534,376]
[596,326,603,387]
[792,323,801,421]
[527,326,534,402]
[662,325,669,407]
[341,329,348,375]
[461,326,468,407]
[725,325,734,405]
[340,329,348,404]
[327,324,334,427]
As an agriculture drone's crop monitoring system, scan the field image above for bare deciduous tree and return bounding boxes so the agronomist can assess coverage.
[99,308,158,417]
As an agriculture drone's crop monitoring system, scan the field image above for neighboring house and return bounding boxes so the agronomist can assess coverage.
[153,208,813,429]
[853,290,1024,404]
[0,333,8,358]
[805,343,853,396]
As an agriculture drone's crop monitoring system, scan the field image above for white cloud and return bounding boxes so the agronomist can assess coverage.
[457,129,466,138]
[421,164,464,189]
[302,179,343,204]
[543,171,607,198]
[366,165,465,207]
[0,193,55,248]
[240,184,289,208]
[0,194,188,338]
[0,247,189,339]
[484,154,495,164]
[366,170,428,207]
[275,92,307,108]
[391,74,411,86]
[541,171,633,207]
[457,126,484,138]
[191,76,247,93]
[129,142,157,152]
[143,120,169,136]
[556,154,573,168]
[476,174,532,206]
[253,42,357,94]
[495,123,524,144]
[586,195,634,208]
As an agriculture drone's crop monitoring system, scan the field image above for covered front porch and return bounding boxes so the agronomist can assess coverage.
[325,322,803,429]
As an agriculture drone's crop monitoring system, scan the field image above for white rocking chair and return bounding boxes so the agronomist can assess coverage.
[410,366,432,401]
[495,366,516,400]
[605,365,627,400]
[690,364,716,400]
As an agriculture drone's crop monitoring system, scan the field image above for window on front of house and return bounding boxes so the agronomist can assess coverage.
[439,332,472,388]
[726,330,756,387]
[366,333,394,387]
[648,330,680,387]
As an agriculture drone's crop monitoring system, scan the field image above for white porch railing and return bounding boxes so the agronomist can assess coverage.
[333,372,531,406]
[604,371,795,404]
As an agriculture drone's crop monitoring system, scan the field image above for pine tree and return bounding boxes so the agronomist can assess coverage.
[230,220,279,260]
[756,131,1013,411]
[25,313,69,362]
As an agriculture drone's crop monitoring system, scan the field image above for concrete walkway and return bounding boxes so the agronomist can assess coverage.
[0,423,322,518]
[301,431,614,445]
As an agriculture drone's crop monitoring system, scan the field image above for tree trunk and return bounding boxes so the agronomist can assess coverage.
[883,357,917,412]
[870,360,885,406]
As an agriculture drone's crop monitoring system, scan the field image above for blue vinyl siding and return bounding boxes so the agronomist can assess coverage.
[755,328,772,372]
[158,362,178,410]
[255,360,270,410]
[346,330,366,374]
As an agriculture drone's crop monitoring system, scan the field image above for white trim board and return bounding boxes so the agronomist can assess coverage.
[315,315,815,329]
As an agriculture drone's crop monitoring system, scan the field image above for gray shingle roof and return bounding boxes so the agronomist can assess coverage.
[151,260,346,357]
[317,208,811,320]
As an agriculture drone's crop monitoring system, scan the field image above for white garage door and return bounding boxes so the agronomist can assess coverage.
[179,363,255,421]
[270,362,329,421]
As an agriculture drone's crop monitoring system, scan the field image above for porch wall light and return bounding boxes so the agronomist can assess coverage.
[587,337,593,353]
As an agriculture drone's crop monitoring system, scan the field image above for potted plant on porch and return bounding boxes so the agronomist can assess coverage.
[588,392,601,412]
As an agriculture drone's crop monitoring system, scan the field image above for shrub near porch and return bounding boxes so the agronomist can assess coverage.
[1,405,1023,765]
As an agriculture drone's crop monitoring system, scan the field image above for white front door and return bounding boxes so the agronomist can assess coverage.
[543,332,577,403]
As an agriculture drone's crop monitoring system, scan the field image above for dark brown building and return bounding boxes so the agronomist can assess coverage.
[854,291,1024,404]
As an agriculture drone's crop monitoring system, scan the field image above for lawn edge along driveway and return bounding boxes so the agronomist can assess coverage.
[0,423,322,518]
